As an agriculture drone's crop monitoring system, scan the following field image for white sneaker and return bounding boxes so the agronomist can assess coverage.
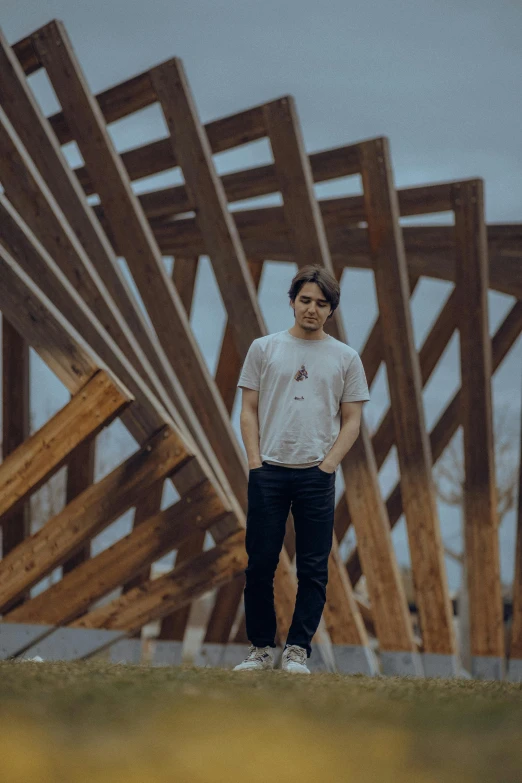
[282,645,310,674]
[233,645,274,671]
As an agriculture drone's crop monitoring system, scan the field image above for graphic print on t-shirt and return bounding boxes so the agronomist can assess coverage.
[294,364,308,382]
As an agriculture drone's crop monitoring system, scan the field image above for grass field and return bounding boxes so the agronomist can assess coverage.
[0,661,521,782]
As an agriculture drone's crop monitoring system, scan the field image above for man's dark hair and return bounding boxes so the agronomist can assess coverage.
[288,265,340,319]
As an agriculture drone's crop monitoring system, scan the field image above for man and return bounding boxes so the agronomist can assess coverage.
[233,264,370,674]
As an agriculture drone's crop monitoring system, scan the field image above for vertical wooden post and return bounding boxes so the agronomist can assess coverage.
[62,438,96,574]
[359,137,457,676]
[453,179,504,680]
[507,385,522,682]
[1,317,30,608]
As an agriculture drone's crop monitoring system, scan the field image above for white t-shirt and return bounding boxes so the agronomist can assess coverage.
[238,329,370,467]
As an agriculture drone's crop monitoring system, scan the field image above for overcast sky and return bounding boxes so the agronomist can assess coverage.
[2,1,522,591]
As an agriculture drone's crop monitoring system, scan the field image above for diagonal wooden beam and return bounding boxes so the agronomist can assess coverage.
[0,369,129,520]
[215,259,264,414]
[332,273,421,540]
[358,137,456,661]
[0,426,192,612]
[0,29,183,413]
[71,530,247,633]
[264,96,374,651]
[347,298,522,586]
[264,97,415,657]
[150,58,267,360]
[1,30,247,509]
[172,257,199,318]
[6,470,231,626]
[28,21,250,512]
[453,179,504,676]
[0,233,243,577]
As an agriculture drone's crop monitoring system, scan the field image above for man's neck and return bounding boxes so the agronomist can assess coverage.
[288,325,328,341]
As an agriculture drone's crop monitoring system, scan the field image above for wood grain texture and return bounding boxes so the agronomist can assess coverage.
[510,403,522,659]
[145,207,522,299]
[71,530,247,632]
[359,137,455,656]
[347,299,522,587]
[31,21,249,511]
[0,29,203,432]
[0,427,191,611]
[151,58,267,360]
[1,318,30,559]
[7,477,227,626]
[158,530,207,641]
[453,179,504,659]
[62,438,96,575]
[0,370,128,520]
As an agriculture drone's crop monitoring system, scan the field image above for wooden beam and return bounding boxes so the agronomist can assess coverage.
[215,259,264,413]
[157,255,203,640]
[264,95,373,649]
[151,58,267,360]
[510,394,522,661]
[0,198,166,442]
[0,426,191,611]
[121,481,164,595]
[204,575,245,644]
[6,473,229,626]
[359,137,455,657]
[0,243,101,393]
[0,369,129,520]
[1,318,30,558]
[30,21,249,511]
[0,29,194,427]
[372,287,458,470]
[453,179,504,665]
[347,299,522,586]
[72,530,247,633]
[323,537,369,646]
[0,198,243,554]
[332,274,421,540]
[145,206,522,300]
[62,438,96,575]
[71,106,268,194]
[172,257,199,318]
[158,530,207,641]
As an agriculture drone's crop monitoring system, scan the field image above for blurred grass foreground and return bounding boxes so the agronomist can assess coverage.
[0,661,521,782]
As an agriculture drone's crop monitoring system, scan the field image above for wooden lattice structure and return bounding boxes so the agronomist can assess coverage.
[0,20,521,679]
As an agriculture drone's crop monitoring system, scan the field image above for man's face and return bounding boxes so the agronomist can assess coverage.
[291,282,332,332]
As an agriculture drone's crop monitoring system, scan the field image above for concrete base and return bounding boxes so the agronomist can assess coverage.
[0,623,54,659]
[380,650,424,677]
[109,638,143,665]
[221,644,251,669]
[332,644,379,676]
[193,643,225,668]
[308,645,333,672]
[21,627,123,662]
[471,655,505,681]
[151,640,183,667]
[422,653,460,679]
[506,658,522,682]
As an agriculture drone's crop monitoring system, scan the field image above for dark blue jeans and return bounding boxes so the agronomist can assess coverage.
[244,461,336,657]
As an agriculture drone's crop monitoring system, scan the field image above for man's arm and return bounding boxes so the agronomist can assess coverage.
[239,387,263,469]
[320,401,364,473]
